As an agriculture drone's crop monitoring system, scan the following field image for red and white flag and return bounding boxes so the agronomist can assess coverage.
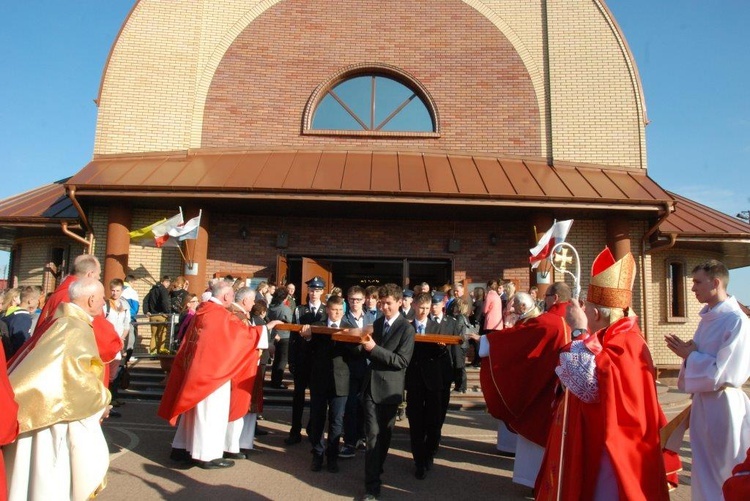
[529,220,573,269]
[159,211,202,248]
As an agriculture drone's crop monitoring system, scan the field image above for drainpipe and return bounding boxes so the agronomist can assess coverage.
[65,185,95,254]
[640,202,675,344]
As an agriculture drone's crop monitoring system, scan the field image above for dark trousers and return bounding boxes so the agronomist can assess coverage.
[363,393,399,496]
[344,373,365,446]
[406,382,443,468]
[468,338,481,366]
[453,366,467,392]
[309,393,346,460]
[270,338,289,386]
[290,363,311,436]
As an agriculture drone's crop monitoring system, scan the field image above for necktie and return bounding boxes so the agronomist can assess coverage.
[331,323,338,329]
[383,321,391,336]
[418,324,425,334]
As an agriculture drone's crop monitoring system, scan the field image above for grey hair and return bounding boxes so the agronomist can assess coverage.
[69,277,103,301]
[513,292,535,312]
[235,287,256,303]
[211,280,233,298]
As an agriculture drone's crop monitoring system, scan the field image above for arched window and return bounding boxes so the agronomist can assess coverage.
[304,64,439,137]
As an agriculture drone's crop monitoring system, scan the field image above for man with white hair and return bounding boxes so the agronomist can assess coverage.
[158,281,262,469]
[25,254,122,384]
[5,277,111,500]
[472,283,570,489]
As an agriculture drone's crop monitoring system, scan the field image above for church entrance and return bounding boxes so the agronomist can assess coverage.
[280,255,451,299]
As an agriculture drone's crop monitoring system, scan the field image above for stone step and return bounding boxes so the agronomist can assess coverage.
[121,359,489,410]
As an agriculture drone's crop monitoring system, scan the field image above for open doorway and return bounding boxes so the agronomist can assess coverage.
[283,255,451,299]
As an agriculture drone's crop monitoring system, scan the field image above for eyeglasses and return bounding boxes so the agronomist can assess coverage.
[349,297,364,302]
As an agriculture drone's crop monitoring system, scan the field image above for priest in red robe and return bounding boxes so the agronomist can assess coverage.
[535,248,672,500]
[157,280,262,469]
[0,337,19,501]
[18,254,122,383]
[476,282,571,488]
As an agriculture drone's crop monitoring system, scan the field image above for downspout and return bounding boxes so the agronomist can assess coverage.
[64,185,95,254]
[640,202,676,344]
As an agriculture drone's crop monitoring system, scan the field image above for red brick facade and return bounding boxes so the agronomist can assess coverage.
[202,0,541,157]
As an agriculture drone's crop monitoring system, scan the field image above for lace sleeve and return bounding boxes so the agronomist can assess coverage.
[555,340,599,403]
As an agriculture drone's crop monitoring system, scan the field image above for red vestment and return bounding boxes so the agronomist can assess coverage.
[723,447,750,501]
[479,302,569,446]
[0,344,19,501]
[535,316,670,501]
[20,275,122,383]
[157,301,261,426]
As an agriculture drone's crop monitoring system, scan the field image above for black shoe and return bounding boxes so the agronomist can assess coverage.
[284,433,302,445]
[109,409,122,418]
[223,451,246,460]
[311,454,324,472]
[193,458,235,469]
[257,414,265,421]
[255,427,269,436]
[170,448,191,462]
[415,466,427,479]
[240,448,262,456]
[327,459,339,473]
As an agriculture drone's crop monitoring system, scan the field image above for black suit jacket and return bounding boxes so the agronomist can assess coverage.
[406,317,454,392]
[361,314,415,405]
[289,303,327,372]
[308,319,353,397]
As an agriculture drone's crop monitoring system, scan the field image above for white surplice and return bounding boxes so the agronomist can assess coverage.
[173,381,231,461]
[5,411,109,501]
[678,295,750,501]
[513,434,545,488]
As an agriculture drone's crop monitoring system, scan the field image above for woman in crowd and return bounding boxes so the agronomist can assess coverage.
[267,287,293,389]
[469,287,485,367]
[175,293,199,348]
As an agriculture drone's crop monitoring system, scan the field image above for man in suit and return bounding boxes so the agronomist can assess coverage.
[405,293,453,479]
[286,276,327,445]
[340,286,372,458]
[302,295,353,473]
[360,283,415,500]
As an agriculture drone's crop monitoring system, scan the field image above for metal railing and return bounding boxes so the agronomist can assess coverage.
[131,314,179,357]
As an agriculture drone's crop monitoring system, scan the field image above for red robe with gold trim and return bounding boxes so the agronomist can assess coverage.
[23,275,122,382]
[0,344,19,501]
[535,316,671,501]
[479,302,569,446]
[157,301,261,425]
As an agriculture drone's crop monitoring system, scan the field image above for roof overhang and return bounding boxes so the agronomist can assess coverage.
[67,149,674,216]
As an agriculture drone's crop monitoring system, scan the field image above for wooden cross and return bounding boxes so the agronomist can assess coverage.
[553,246,573,272]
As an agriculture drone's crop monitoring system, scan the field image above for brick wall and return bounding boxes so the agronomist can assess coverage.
[95,0,646,169]
[12,237,85,293]
[201,0,541,157]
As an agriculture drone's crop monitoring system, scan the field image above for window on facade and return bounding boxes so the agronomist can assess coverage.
[667,260,687,321]
[310,74,435,133]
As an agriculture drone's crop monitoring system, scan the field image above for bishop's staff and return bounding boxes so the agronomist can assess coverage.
[548,240,581,501]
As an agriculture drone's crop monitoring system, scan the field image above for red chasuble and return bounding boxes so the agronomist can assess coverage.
[535,316,670,501]
[479,302,569,446]
[723,447,750,501]
[20,275,122,382]
[157,301,261,425]
[0,345,19,501]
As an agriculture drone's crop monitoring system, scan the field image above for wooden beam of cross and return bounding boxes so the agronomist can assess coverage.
[553,247,573,272]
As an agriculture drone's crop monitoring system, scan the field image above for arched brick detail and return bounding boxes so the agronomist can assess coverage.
[201,0,541,156]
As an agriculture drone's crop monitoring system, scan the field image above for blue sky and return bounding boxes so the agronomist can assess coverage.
[0,1,748,302]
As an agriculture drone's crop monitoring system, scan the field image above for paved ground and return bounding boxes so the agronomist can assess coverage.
[98,383,698,501]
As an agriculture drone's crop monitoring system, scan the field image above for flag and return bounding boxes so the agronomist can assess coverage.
[529,220,573,269]
[159,212,202,248]
[129,212,183,247]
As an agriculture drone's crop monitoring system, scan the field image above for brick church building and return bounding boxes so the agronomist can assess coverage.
[0,0,748,365]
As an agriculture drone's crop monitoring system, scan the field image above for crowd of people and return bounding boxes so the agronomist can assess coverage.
[0,249,749,500]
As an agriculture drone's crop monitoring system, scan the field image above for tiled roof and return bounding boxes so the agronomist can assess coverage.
[67,150,673,209]
[0,178,79,224]
[661,192,750,239]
